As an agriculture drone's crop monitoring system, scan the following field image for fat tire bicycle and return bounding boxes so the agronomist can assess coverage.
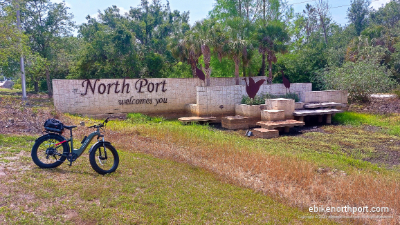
[31,118,119,175]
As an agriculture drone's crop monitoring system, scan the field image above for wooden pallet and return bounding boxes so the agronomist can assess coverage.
[178,116,217,124]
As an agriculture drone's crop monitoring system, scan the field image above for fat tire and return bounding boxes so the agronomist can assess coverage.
[31,134,68,168]
[89,142,119,175]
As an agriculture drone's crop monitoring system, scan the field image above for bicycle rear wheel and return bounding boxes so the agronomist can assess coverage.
[31,134,68,168]
[89,142,119,175]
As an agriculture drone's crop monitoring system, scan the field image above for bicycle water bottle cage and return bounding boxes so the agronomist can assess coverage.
[44,118,64,133]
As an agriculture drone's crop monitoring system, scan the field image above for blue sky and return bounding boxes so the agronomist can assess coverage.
[52,0,391,32]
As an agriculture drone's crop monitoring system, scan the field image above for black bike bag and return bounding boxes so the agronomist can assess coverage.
[44,118,64,133]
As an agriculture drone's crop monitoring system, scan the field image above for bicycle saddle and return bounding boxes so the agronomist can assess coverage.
[64,125,77,130]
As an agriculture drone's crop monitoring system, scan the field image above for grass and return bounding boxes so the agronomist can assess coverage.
[73,112,399,224]
[2,93,400,224]
[0,134,332,224]
[334,111,400,136]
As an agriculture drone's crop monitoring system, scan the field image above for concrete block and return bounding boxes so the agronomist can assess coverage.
[295,102,304,110]
[221,116,249,130]
[265,98,295,119]
[235,104,262,120]
[261,110,285,121]
[253,128,279,139]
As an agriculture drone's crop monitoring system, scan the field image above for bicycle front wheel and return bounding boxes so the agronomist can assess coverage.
[89,142,119,175]
[31,134,68,168]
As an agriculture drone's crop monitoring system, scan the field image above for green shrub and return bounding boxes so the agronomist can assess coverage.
[241,93,300,105]
[317,59,396,102]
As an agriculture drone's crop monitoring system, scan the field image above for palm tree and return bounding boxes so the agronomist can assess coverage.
[193,19,215,86]
[169,31,202,78]
[256,21,289,84]
[224,18,252,85]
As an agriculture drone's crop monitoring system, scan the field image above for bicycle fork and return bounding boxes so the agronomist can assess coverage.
[98,137,108,165]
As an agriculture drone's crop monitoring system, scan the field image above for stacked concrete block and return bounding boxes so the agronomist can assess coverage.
[221,116,249,130]
[235,104,262,120]
[261,110,285,121]
[265,98,295,120]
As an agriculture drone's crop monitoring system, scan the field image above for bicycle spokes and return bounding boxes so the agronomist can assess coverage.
[38,139,63,164]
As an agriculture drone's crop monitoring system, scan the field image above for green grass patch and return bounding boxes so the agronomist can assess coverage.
[0,134,333,224]
[333,111,400,136]
[69,113,400,176]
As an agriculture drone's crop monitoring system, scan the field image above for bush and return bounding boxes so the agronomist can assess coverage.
[317,59,396,102]
[241,93,300,105]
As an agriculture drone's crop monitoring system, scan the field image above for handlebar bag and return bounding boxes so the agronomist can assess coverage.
[44,118,64,133]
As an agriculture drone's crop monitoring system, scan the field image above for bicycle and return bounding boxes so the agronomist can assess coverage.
[31,118,119,175]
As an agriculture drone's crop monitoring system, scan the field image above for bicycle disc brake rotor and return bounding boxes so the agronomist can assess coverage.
[97,149,107,165]
[98,156,107,165]
[45,147,57,159]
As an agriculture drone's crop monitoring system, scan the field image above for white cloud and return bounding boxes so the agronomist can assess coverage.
[51,0,72,8]
[118,7,129,16]
[371,0,390,10]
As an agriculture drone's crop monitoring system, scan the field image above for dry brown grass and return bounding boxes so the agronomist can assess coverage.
[101,123,399,225]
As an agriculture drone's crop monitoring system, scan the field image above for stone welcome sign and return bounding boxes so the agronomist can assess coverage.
[53,77,314,117]
[53,78,201,116]
[81,79,168,106]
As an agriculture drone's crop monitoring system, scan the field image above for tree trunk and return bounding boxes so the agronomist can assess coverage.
[243,64,246,77]
[261,52,266,77]
[322,23,328,44]
[34,81,39,93]
[263,0,266,23]
[191,65,196,78]
[268,60,273,84]
[234,55,240,85]
[238,0,241,17]
[202,45,211,86]
[45,69,52,97]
